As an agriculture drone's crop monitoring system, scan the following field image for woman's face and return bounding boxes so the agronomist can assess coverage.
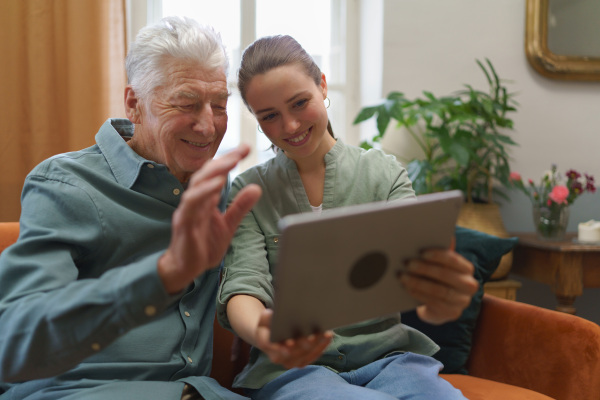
[245,64,334,164]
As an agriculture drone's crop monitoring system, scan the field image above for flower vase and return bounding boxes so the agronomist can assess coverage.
[533,204,569,241]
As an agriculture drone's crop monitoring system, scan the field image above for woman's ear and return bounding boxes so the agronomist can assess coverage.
[124,86,141,124]
[320,73,328,99]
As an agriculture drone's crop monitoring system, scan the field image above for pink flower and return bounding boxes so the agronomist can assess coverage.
[509,171,521,182]
[512,165,595,207]
[549,185,569,204]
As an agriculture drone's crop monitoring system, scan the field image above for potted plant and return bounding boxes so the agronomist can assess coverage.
[353,59,519,278]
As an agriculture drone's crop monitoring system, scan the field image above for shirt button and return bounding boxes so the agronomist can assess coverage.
[91,343,101,351]
[184,311,191,317]
[147,164,154,169]
[145,305,157,316]
[273,237,279,243]
[173,188,181,196]
[338,355,344,360]
[187,356,193,363]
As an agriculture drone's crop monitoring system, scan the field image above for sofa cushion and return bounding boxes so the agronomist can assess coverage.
[442,374,554,400]
[401,226,518,374]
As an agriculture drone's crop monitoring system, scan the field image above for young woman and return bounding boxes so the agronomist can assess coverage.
[217,35,477,400]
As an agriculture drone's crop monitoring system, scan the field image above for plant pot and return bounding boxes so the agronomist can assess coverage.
[456,202,513,280]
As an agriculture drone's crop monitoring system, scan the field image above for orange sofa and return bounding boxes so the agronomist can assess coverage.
[2,222,600,400]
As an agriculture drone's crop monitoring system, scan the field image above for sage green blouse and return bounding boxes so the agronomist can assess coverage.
[217,139,439,390]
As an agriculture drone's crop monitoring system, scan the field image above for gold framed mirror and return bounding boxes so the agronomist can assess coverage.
[525,0,600,81]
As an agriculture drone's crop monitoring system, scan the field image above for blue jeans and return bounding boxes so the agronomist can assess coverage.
[246,353,466,400]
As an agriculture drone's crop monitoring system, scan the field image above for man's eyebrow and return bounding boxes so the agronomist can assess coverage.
[174,91,199,100]
[218,90,232,100]
[175,89,230,98]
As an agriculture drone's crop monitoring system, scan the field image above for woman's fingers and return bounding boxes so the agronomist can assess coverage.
[274,332,333,369]
[399,248,479,325]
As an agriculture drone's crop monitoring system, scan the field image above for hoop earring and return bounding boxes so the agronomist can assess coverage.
[257,124,263,133]
[324,97,331,109]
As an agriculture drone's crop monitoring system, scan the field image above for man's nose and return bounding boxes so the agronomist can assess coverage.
[192,103,216,136]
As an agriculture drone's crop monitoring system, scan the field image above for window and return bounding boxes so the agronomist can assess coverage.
[130,0,360,172]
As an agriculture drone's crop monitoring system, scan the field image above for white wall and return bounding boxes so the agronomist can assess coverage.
[369,0,600,233]
[370,0,600,322]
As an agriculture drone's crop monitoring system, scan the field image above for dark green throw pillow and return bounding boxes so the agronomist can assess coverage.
[400,226,518,375]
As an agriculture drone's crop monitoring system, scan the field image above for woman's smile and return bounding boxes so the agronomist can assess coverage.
[285,128,311,146]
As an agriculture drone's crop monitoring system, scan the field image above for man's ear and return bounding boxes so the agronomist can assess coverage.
[124,86,141,124]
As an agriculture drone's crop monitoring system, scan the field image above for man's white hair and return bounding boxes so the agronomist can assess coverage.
[125,16,228,100]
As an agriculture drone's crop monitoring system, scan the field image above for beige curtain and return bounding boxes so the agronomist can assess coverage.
[0,0,127,221]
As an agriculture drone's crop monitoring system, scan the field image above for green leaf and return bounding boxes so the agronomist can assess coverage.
[423,91,437,101]
[353,106,379,124]
[376,105,391,136]
[359,140,373,150]
[406,160,432,195]
[476,59,492,87]
[387,91,406,101]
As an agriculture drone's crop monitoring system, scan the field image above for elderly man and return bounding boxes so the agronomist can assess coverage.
[0,16,261,400]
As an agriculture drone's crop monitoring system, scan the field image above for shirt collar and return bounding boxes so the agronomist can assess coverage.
[96,118,153,188]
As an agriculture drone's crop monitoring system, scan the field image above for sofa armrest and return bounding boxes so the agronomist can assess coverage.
[0,222,19,253]
[467,294,600,400]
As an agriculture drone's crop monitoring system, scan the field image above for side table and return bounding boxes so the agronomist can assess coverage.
[483,279,522,301]
[510,232,600,314]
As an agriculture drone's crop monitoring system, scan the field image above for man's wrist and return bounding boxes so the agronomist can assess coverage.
[157,251,184,295]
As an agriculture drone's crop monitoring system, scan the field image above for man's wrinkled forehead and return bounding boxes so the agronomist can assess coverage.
[155,60,229,98]
[173,85,230,99]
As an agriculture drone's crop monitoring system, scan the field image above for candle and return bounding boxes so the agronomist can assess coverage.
[578,220,600,243]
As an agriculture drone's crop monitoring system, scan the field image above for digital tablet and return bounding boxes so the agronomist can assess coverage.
[270,190,463,342]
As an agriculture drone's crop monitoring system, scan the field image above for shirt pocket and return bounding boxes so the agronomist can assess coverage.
[265,234,280,272]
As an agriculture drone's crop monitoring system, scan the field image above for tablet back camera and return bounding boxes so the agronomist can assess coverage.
[349,252,388,290]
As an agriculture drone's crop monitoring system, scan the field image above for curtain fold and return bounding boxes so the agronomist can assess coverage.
[0,0,127,221]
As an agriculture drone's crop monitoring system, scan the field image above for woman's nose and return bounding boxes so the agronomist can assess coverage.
[282,113,301,134]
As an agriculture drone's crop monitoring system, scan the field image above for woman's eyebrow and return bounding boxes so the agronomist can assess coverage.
[254,91,310,115]
[254,106,275,115]
[285,91,310,105]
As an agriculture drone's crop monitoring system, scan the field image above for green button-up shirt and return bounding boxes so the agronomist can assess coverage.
[0,119,244,400]
[217,139,439,390]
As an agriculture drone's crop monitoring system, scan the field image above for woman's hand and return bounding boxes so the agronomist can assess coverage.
[399,238,479,325]
[254,309,333,369]
[227,295,332,369]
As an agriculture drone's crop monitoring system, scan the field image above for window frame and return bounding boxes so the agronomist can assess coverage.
[126,0,362,169]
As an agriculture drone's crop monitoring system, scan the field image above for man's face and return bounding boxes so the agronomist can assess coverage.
[130,59,229,183]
